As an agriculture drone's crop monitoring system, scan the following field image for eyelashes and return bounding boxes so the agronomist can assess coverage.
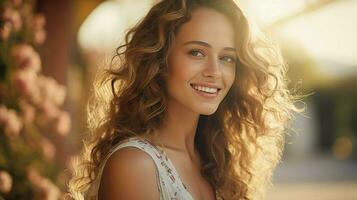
[188,49,204,57]
[220,55,236,63]
[188,49,237,64]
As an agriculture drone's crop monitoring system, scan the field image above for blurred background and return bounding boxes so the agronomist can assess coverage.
[0,0,356,199]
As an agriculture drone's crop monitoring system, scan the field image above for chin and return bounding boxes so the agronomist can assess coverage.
[197,105,219,116]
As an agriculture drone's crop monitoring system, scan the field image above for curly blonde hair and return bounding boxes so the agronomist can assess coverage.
[68,0,300,199]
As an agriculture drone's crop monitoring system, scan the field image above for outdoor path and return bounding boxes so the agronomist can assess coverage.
[267,155,357,200]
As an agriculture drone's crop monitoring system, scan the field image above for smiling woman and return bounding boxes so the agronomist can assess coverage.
[165,9,236,116]
[68,0,299,200]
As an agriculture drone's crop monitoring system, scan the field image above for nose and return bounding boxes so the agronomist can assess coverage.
[202,57,221,79]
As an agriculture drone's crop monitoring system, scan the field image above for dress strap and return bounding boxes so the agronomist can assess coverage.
[86,137,165,200]
[86,136,195,200]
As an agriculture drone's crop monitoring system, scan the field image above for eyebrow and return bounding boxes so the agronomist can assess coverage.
[183,40,236,52]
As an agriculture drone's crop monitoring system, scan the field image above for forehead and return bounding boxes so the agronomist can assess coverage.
[174,7,235,48]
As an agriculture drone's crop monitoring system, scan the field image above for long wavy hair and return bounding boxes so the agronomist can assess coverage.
[68,0,300,199]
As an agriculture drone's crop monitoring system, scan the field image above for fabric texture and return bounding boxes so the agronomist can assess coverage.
[85,136,196,200]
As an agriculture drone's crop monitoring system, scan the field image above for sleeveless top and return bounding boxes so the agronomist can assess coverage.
[86,136,217,200]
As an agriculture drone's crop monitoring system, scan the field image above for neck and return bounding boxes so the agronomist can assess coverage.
[150,98,200,157]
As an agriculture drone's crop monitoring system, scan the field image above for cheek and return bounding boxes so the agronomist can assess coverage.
[223,66,236,88]
[168,56,200,82]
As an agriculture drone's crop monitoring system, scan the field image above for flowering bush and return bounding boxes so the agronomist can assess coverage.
[0,0,70,199]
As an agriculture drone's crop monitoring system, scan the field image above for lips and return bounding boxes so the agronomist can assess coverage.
[190,83,222,94]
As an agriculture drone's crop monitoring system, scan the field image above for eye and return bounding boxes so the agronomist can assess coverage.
[220,55,236,64]
[188,49,205,57]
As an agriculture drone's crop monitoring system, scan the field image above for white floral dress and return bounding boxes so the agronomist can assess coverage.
[86,136,199,200]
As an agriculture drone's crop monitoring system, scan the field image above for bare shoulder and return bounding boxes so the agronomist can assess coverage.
[98,147,160,200]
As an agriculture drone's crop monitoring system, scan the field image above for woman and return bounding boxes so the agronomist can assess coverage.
[68,0,298,199]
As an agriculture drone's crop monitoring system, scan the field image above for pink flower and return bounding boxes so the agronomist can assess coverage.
[40,179,61,200]
[37,75,66,106]
[53,85,66,106]
[40,100,60,120]
[29,84,42,105]
[27,168,42,186]
[55,111,71,136]
[19,100,35,124]
[33,29,46,45]
[41,137,56,161]
[0,105,23,137]
[33,14,46,30]
[12,44,41,72]
[0,170,12,194]
[0,22,12,40]
[12,68,38,97]
[27,169,61,200]
[3,8,22,31]
[32,14,47,45]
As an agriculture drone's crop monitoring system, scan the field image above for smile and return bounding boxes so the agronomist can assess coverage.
[190,83,221,94]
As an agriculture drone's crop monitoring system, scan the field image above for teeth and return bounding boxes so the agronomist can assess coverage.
[192,84,218,94]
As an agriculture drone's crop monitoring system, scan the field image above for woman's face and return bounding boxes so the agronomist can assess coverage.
[166,7,236,115]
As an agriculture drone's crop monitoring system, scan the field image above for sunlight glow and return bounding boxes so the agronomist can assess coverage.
[242,0,357,72]
[78,1,153,51]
